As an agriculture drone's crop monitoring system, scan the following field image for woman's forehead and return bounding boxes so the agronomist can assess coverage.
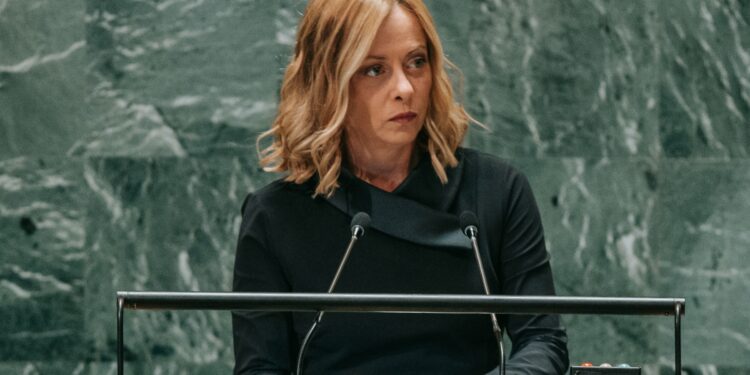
[367,6,426,54]
[365,45,426,61]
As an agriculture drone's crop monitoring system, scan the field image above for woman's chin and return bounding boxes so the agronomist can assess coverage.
[377,134,420,149]
[376,127,422,146]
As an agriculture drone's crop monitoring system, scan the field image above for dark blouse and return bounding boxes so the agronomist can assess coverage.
[232,148,569,374]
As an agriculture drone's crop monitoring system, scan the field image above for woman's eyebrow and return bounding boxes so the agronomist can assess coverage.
[364,45,427,60]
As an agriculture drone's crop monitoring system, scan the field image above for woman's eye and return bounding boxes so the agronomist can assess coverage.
[363,65,384,77]
[361,57,426,77]
[408,57,427,69]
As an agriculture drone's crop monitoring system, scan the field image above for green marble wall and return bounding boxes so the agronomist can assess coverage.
[1,0,748,373]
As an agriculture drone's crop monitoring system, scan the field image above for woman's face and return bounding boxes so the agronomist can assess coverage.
[345,5,432,151]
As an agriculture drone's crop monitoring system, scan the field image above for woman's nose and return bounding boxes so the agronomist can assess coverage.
[393,68,414,102]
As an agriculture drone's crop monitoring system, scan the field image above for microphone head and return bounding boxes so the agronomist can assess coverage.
[459,211,479,237]
[351,212,371,228]
[350,212,371,237]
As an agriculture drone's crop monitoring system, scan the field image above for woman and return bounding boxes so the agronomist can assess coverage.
[233,0,569,374]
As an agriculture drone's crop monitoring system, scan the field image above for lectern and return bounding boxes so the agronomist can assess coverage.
[116,292,685,374]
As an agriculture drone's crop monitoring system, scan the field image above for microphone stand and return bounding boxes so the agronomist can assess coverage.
[296,216,368,375]
[465,223,506,375]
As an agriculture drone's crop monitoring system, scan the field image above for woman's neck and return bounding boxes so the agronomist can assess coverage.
[345,139,416,192]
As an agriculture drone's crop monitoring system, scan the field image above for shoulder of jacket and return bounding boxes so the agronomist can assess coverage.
[458,147,523,181]
[240,178,312,214]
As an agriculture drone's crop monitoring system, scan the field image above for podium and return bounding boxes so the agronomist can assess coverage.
[116,292,685,374]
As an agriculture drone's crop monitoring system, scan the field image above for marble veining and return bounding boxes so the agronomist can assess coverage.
[1,0,749,373]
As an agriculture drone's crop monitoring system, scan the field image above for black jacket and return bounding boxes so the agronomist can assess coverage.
[232,148,569,374]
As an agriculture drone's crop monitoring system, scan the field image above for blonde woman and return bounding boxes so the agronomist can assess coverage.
[232,0,568,374]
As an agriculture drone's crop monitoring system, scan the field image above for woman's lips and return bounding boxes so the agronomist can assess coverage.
[389,112,417,123]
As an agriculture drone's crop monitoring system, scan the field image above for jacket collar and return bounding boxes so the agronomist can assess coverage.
[327,149,471,251]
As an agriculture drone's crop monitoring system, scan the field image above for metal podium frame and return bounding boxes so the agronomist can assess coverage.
[116,292,685,374]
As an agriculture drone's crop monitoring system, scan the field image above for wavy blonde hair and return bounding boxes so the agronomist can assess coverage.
[258,0,473,197]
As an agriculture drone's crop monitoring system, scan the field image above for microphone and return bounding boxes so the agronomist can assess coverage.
[296,212,371,375]
[460,211,505,375]
[460,211,479,239]
[350,211,369,240]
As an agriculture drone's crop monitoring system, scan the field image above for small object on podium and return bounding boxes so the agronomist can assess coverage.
[571,362,640,374]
